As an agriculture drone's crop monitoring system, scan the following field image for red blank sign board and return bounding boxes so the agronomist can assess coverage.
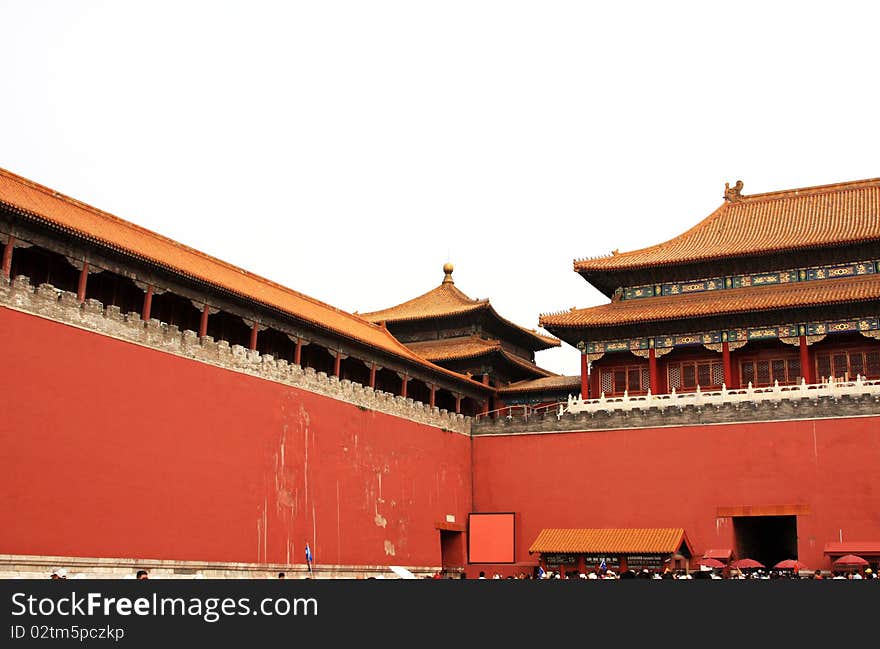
[468,513,515,563]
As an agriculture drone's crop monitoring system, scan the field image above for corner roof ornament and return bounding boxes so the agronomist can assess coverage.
[724,180,744,202]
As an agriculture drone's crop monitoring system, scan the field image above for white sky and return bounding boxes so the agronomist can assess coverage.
[2,1,879,375]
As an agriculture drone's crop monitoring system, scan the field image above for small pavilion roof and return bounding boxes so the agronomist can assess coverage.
[529,528,692,556]
[406,336,555,379]
[360,264,560,351]
[540,273,880,330]
[497,375,581,395]
[574,178,880,276]
[0,167,491,392]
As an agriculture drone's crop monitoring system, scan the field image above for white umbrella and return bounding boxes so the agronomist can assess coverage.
[389,565,417,579]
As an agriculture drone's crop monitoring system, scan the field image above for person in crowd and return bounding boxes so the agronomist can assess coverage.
[136,569,149,580]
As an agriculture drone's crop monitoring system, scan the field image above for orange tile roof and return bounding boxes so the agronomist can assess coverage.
[360,266,560,351]
[0,167,491,391]
[406,336,555,378]
[540,273,880,329]
[574,178,880,273]
[498,375,581,394]
[529,528,691,555]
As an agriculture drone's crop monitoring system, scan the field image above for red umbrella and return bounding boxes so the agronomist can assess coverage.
[833,554,868,567]
[698,558,725,569]
[730,558,765,569]
[774,559,806,571]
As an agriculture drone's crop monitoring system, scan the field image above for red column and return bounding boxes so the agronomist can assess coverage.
[333,351,341,377]
[1,235,14,279]
[455,395,462,414]
[76,261,89,303]
[648,348,658,393]
[799,335,811,383]
[249,322,259,351]
[294,338,302,366]
[369,362,376,388]
[722,341,733,387]
[429,385,436,408]
[141,285,154,321]
[580,354,589,399]
[199,304,209,338]
[401,374,408,398]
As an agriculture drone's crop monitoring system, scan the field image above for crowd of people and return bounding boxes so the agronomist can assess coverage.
[466,566,878,580]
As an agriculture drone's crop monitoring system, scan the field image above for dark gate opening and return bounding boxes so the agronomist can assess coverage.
[733,515,798,568]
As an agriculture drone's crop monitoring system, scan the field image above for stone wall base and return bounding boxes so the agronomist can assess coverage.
[0,554,445,580]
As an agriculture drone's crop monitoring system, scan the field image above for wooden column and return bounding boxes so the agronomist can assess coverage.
[294,338,303,366]
[722,341,733,387]
[455,395,462,414]
[199,304,210,338]
[580,354,589,399]
[401,373,408,398]
[1,235,14,279]
[249,322,259,351]
[429,384,436,408]
[76,261,89,303]
[648,348,658,393]
[799,335,812,384]
[141,285,154,322]
[333,351,342,377]
[369,362,377,388]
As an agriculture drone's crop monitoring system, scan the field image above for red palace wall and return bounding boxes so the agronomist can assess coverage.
[1,307,472,567]
[472,416,880,572]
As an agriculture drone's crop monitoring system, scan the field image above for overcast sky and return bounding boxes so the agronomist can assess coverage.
[2,1,879,375]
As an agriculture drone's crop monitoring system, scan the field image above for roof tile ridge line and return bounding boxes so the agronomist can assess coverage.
[536,276,880,326]
[360,302,487,322]
[492,313,562,344]
[358,285,485,319]
[0,169,382,329]
[740,176,880,202]
[574,202,731,267]
[494,348,556,376]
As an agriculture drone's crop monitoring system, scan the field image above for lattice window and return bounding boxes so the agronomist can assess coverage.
[598,364,648,395]
[867,351,880,377]
[832,354,848,378]
[756,360,771,384]
[741,363,755,385]
[668,360,724,390]
[601,371,613,395]
[641,367,651,391]
[668,365,681,390]
[816,348,880,380]
[788,358,801,382]
[816,356,831,381]
[712,363,725,386]
[741,357,800,386]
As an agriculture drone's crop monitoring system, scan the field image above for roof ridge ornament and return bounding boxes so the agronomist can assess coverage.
[442,262,454,284]
[724,180,744,202]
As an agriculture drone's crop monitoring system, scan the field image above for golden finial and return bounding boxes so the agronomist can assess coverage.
[442,262,454,284]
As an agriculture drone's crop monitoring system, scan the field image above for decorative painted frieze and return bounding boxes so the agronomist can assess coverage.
[576,316,880,357]
[621,259,878,301]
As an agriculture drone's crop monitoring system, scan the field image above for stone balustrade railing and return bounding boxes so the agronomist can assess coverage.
[563,376,880,417]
